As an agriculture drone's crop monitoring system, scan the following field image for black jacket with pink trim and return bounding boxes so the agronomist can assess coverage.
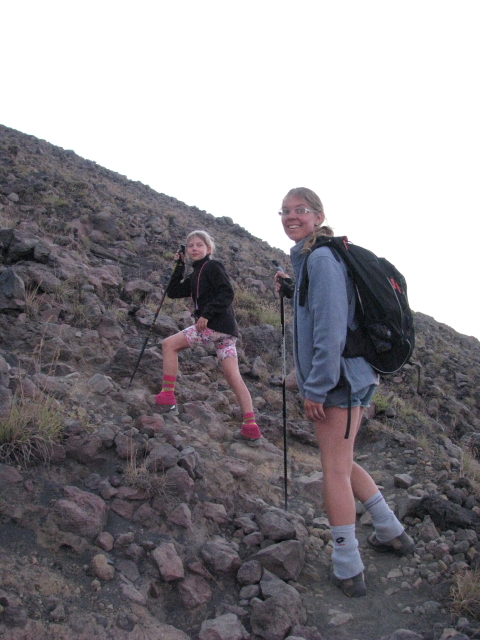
[166,255,239,337]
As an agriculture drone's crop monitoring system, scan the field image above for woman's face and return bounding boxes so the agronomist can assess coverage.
[186,235,210,261]
[280,195,324,243]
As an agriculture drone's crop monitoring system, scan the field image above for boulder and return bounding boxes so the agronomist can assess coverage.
[249,540,305,581]
[250,590,307,640]
[0,267,25,310]
[201,537,241,574]
[145,442,180,471]
[152,542,184,581]
[178,573,212,609]
[54,486,108,539]
[257,511,296,542]
[199,613,248,640]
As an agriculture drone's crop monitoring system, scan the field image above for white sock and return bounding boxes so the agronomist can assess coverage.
[330,524,364,580]
[364,491,404,543]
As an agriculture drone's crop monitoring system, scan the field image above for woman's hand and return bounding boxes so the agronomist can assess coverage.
[274,271,290,292]
[195,316,208,331]
[274,271,295,298]
[304,398,326,422]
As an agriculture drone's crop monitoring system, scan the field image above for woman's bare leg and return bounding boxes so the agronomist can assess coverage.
[313,406,378,525]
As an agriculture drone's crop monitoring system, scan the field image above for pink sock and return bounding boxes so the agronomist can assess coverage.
[161,375,176,393]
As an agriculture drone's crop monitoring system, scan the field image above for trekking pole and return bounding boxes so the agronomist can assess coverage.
[128,245,185,388]
[272,260,293,511]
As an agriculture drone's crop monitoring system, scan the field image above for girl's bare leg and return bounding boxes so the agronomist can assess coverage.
[161,332,190,377]
[220,356,254,415]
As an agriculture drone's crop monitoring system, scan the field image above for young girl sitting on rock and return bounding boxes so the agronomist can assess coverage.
[155,229,263,445]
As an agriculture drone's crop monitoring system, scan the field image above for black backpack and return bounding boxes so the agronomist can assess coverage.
[298,236,415,375]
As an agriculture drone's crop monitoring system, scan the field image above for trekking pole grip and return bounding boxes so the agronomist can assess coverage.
[272,260,294,299]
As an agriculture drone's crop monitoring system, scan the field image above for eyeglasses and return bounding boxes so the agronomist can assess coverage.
[278,207,314,217]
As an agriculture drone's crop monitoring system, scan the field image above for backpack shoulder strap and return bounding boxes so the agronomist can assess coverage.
[298,236,344,306]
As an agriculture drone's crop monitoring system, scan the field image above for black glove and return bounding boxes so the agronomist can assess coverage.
[279,277,295,299]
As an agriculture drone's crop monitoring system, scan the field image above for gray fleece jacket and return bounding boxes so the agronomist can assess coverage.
[290,237,378,405]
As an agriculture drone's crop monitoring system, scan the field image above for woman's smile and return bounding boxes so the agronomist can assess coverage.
[281,195,323,242]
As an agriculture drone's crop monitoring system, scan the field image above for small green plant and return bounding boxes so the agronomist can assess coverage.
[0,211,19,228]
[450,568,480,620]
[124,456,172,498]
[372,391,430,432]
[394,396,430,426]
[25,284,42,318]
[53,198,69,209]
[460,446,480,499]
[371,391,391,413]
[416,433,432,454]
[0,391,66,466]
[53,280,93,328]
[163,298,191,315]
[234,287,282,329]
[43,194,69,210]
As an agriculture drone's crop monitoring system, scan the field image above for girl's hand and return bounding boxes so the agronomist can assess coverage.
[304,398,326,422]
[174,251,185,263]
[196,316,208,331]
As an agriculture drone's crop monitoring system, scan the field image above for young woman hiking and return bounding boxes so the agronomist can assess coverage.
[156,230,263,445]
[275,188,414,597]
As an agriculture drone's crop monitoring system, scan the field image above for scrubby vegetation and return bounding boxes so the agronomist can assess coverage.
[234,286,284,329]
[0,391,66,466]
[451,568,480,620]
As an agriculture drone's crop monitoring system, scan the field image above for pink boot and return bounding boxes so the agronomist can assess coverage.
[155,375,177,405]
[155,390,177,406]
[240,412,262,439]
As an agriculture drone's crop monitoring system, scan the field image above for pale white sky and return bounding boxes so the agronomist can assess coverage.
[1,1,479,339]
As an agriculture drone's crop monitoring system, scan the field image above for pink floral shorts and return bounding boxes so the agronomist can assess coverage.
[182,326,238,361]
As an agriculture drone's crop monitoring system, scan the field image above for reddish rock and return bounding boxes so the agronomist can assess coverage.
[64,434,104,463]
[202,502,229,524]
[178,573,212,609]
[136,414,165,437]
[0,463,23,484]
[165,465,195,502]
[132,503,159,528]
[54,486,107,538]
[199,613,248,640]
[152,542,184,581]
[110,498,135,520]
[200,537,241,574]
[91,554,115,581]
[167,503,192,528]
[96,531,114,551]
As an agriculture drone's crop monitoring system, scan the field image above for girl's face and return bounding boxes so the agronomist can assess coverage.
[280,195,324,243]
[186,235,211,261]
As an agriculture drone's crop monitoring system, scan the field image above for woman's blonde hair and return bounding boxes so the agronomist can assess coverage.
[186,230,216,256]
[282,187,333,252]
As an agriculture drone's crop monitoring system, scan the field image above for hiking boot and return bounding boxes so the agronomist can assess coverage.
[331,570,366,598]
[157,404,179,416]
[367,531,415,556]
[155,391,177,406]
[232,431,262,447]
